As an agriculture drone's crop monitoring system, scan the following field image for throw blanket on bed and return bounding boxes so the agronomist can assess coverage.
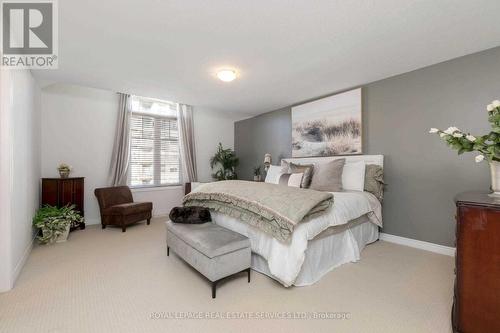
[182,180,333,242]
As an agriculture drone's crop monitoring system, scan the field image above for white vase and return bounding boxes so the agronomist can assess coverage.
[59,170,70,178]
[490,161,500,196]
[56,224,70,243]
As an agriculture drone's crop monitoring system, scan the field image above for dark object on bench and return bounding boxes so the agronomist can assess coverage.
[94,186,152,232]
[169,206,212,224]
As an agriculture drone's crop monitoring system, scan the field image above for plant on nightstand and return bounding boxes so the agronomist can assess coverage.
[33,205,84,244]
[253,165,262,182]
[210,143,239,180]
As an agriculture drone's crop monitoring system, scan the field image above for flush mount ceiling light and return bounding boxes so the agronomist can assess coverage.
[216,69,237,82]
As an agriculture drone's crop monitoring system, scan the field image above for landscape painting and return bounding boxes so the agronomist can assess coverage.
[292,88,362,157]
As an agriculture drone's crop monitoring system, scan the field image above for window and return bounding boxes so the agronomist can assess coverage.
[128,96,180,187]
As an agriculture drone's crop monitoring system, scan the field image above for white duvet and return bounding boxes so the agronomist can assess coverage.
[211,191,382,287]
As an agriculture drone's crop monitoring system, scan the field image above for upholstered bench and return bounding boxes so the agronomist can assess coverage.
[165,220,251,298]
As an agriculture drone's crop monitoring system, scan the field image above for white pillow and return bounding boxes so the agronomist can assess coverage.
[342,160,366,191]
[265,165,282,184]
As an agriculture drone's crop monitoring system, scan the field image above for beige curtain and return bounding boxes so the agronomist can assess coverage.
[177,104,197,182]
[108,93,131,186]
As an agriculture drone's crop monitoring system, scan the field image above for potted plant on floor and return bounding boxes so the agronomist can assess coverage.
[429,99,500,195]
[253,165,262,182]
[210,142,239,180]
[33,205,84,244]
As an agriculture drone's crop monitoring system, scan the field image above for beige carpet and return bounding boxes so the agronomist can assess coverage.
[0,218,454,333]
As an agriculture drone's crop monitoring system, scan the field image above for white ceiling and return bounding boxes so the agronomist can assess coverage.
[33,0,500,118]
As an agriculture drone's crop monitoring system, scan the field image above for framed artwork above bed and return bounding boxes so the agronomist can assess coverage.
[291,88,362,157]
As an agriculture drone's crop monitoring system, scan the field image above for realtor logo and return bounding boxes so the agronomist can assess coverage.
[1,0,58,69]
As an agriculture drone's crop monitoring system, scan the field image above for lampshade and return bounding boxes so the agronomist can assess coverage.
[264,153,272,165]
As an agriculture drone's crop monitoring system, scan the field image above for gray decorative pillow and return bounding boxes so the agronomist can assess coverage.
[288,162,314,188]
[309,159,346,192]
[280,160,313,188]
[364,164,385,201]
[277,172,303,188]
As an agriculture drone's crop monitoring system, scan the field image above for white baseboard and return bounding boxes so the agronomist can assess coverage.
[379,233,455,256]
[85,214,168,226]
[84,218,100,226]
[11,233,35,287]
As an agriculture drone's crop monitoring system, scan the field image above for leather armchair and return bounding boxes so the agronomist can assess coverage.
[94,186,152,232]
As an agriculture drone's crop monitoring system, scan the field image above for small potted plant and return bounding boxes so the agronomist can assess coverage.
[253,165,262,182]
[57,163,72,178]
[33,205,84,244]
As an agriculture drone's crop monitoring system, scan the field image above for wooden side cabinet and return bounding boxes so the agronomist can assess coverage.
[41,177,85,230]
[453,192,500,333]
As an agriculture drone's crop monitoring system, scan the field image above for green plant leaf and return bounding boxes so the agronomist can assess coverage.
[33,204,83,244]
[209,143,239,181]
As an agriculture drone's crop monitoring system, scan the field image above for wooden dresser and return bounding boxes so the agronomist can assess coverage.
[41,177,85,230]
[453,192,500,333]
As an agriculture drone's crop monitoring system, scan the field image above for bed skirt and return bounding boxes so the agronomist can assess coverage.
[251,220,379,286]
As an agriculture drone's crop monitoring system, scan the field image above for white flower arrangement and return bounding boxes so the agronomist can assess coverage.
[465,135,476,142]
[429,100,500,163]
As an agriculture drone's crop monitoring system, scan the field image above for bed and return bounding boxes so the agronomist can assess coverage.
[189,155,383,287]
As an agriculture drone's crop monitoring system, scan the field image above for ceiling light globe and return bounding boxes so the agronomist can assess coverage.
[217,70,237,82]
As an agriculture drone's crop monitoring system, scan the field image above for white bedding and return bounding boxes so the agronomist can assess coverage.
[252,218,379,286]
[211,191,382,287]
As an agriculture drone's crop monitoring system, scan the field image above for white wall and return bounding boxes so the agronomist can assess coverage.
[41,84,119,225]
[0,66,12,292]
[131,186,183,217]
[0,70,41,292]
[40,84,239,224]
[193,107,240,182]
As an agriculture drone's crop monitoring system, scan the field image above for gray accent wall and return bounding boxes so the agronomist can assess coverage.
[234,46,500,246]
[235,107,291,179]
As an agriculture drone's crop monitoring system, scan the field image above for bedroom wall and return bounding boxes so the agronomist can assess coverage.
[41,84,120,225]
[235,107,291,179]
[41,83,239,224]
[234,46,500,247]
[0,69,10,292]
[0,70,41,292]
[193,107,240,182]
